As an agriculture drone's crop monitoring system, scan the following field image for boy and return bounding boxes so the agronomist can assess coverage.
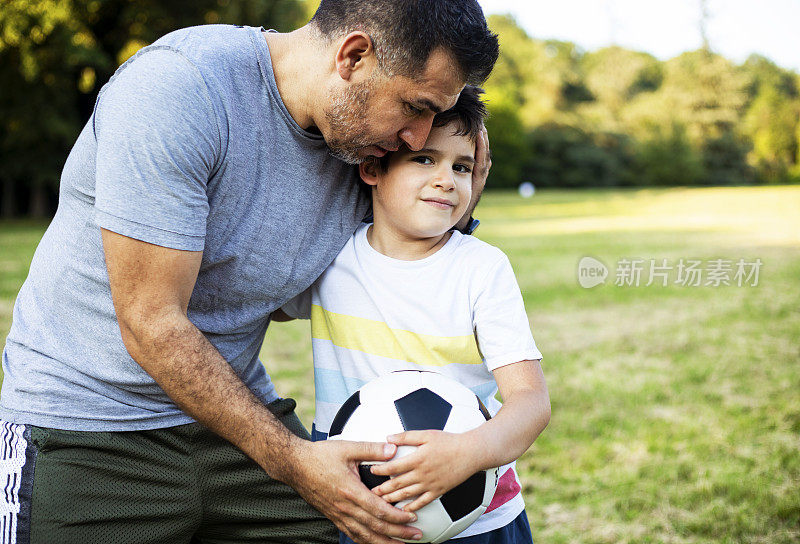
[276,87,550,543]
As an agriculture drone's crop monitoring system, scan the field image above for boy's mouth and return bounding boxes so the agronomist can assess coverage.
[422,198,456,210]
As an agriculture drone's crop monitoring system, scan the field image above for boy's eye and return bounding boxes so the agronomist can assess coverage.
[412,156,433,165]
[454,164,472,174]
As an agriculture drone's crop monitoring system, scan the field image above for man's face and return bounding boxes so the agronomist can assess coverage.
[324,48,464,165]
[367,123,475,239]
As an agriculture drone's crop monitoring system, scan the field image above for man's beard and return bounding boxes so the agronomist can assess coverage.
[324,79,379,165]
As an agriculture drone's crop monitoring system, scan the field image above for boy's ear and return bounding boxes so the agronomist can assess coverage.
[359,159,380,186]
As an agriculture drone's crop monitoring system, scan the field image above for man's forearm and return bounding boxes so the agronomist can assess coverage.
[124,310,300,480]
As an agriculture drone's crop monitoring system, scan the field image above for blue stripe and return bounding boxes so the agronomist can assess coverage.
[470,382,499,405]
[314,368,367,405]
[311,424,328,442]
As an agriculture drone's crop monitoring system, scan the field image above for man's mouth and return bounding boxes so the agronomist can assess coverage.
[363,145,389,157]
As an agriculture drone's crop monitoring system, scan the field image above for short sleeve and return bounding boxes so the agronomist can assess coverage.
[93,48,221,251]
[281,287,312,320]
[473,254,542,371]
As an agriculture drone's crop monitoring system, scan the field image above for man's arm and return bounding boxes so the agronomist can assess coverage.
[101,229,420,543]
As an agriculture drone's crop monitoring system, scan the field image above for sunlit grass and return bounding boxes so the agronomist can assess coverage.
[2,187,798,542]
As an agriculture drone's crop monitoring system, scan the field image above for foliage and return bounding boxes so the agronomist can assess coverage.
[0,0,308,217]
[483,103,527,189]
[2,6,800,217]
[483,14,800,191]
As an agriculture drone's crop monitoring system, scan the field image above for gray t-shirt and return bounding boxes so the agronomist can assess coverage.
[0,25,370,431]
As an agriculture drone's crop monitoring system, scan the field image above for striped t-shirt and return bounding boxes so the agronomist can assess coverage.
[282,223,542,537]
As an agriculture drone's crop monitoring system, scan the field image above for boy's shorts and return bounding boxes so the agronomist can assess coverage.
[1,398,337,544]
[338,509,534,544]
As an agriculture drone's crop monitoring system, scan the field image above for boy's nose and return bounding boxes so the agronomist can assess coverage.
[433,171,456,191]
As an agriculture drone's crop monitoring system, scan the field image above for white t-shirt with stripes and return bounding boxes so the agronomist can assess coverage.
[282,223,542,536]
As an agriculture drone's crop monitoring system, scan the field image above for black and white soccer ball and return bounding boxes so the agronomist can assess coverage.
[328,370,499,543]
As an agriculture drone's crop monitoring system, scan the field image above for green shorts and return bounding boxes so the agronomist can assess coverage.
[3,398,337,544]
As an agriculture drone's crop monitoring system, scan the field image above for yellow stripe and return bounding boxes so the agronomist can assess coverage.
[311,305,483,367]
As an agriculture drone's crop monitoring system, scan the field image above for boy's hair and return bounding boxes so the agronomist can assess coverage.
[376,86,487,172]
[310,0,499,85]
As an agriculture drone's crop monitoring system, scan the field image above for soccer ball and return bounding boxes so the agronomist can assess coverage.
[328,370,499,543]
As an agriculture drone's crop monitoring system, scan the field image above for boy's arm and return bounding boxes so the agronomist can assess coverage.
[369,359,550,512]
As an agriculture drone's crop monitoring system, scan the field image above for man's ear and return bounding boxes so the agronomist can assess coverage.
[335,31,376,81]
[359,159,380,186]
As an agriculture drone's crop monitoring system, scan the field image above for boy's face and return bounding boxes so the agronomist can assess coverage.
[361,123,474,240]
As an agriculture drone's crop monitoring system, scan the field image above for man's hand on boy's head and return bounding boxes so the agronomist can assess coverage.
[367,430,483,512]
[455,125,491,232]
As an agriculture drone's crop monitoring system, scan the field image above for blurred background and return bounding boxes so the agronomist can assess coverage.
[1,2,798,542]
[1,0,799,217]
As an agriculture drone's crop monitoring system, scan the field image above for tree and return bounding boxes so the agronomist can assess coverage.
[741,55,800,183]
[579,46,662,133]
[0,0,307,218]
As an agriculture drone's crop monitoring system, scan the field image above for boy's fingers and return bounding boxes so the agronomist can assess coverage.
[402,492,438,513]
[370,453,419,477]
[381,483,427,505]
[386,431,430,446]
[373,471,414,495]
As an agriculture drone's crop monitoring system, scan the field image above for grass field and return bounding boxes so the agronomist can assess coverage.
[2,187,799,543]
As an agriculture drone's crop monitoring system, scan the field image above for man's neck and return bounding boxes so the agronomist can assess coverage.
[366,222,452,261]
[263,26,325,131]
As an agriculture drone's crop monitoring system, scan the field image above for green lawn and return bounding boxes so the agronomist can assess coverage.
[2,187,799,543]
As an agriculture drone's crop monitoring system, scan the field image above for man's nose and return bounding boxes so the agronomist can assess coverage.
[398,114,435,151]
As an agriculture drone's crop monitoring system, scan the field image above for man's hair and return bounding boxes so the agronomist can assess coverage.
[376,86,487,172]
[310,0,499,85]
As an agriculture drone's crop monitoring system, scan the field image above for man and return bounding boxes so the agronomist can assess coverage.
[0,1,498,543]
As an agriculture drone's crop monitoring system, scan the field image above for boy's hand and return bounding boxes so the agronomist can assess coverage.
[368,430,482,512]
[456,125,491,232]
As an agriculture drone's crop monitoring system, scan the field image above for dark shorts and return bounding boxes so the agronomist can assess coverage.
[1,398,337,544]
[338,510,534,544]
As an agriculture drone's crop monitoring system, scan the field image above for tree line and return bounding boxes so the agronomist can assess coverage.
[1,4,798,217]
[483,14,800,190]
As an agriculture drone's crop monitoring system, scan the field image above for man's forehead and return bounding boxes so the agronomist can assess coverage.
[403,47,464,111]
[410,90,462,113]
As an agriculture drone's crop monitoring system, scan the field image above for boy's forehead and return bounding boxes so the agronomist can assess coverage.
[424,124,476,157]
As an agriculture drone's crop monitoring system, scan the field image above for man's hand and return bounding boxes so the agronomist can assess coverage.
[455,125,491,232]
[368,431,482,513]
[281,439,423,543]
